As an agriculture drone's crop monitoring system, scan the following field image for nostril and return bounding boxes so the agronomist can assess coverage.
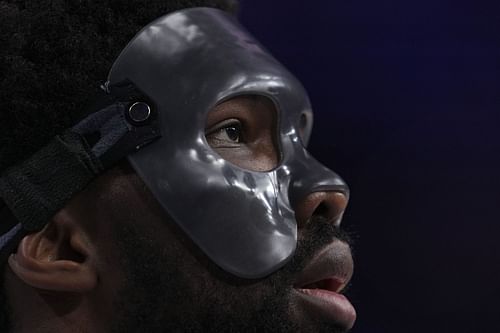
[313,202,329,217]
[312,199,344,224]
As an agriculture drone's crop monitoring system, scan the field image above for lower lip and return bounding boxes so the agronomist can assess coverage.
[294,288,356,330]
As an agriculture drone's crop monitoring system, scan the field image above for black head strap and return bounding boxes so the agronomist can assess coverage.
[0,81,161,242]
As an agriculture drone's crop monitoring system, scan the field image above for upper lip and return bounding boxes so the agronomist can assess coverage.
[293,240,354,293]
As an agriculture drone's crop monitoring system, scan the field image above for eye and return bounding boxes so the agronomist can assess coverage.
[222,125,241,142]
[205,119,243,146]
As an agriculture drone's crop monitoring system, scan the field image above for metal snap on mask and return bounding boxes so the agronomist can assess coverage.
[108,7,348,279]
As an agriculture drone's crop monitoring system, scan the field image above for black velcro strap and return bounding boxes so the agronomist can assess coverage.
[0,131,103,231]
[0,80,160,235]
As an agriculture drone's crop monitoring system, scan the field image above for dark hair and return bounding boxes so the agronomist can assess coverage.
[0,1,238,331]
[0,0,238,173]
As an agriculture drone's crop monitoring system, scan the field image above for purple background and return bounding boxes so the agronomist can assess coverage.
[240,1,500,332]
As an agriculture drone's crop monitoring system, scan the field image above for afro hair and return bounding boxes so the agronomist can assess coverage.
[0,0,239,172]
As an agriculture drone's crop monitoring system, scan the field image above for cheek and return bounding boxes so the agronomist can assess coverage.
[112,183,216,286]
[214,135,280,172]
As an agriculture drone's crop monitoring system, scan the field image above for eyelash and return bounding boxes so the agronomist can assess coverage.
[206,120,243,145]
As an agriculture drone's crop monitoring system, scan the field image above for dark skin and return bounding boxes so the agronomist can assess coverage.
[4,95,352,332]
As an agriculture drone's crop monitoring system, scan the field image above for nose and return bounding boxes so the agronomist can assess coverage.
[294,191,348,228]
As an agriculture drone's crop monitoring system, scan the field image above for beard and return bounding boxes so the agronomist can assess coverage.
[110,213,354,333]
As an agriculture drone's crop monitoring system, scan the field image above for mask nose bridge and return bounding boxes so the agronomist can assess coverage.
[286,150,349,210]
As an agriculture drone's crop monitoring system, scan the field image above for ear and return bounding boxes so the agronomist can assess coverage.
[8,208,98,293]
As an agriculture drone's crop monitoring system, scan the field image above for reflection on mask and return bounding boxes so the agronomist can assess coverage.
[108,8,348,279]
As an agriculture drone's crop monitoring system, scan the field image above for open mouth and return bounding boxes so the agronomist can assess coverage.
[300,276,347,293]
[293,240,356,330]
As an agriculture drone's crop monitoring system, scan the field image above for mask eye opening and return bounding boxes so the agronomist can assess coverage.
[204,94,282,173]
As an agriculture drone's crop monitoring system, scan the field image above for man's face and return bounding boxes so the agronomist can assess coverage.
[99,95,355,332]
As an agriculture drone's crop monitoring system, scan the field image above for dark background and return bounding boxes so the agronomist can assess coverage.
[240,1,499,332]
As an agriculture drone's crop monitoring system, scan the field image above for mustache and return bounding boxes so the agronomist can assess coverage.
[280,216,354,278]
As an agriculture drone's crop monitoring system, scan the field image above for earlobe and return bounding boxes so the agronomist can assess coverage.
[7,210,98,293]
